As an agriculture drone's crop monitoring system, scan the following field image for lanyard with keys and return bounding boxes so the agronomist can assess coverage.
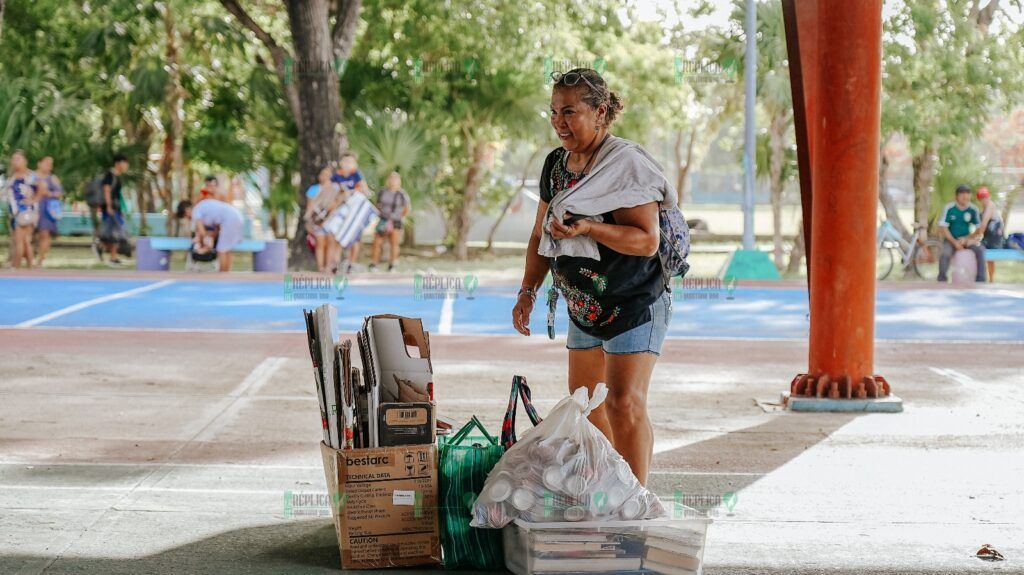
[546,285,559,340]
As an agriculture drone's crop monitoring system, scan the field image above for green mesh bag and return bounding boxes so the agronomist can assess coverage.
[439,416,505,569]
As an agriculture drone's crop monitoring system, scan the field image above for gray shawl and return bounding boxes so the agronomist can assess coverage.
[538,135,677,260]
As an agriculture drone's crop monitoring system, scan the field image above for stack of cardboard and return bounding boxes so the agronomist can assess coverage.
[303,306,442,569]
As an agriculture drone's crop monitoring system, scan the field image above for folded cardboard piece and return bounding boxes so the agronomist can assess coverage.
[359,314,435,447]
[321,441,441,569]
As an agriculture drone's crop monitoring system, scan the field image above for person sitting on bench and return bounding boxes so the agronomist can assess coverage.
[937,183,986,283]
[973,187,1005,282]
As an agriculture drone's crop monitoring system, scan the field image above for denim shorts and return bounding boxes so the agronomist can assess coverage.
[566,290,673,355]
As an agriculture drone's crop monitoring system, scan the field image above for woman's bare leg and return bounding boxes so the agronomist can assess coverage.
[389,229,401,264]
[568,347,613,443]
[16,227,34,268]
[218,251,233,272]
[371,234,383,266]
[604,352,658,485]
[315,236,327,273]
[37,230,51,266]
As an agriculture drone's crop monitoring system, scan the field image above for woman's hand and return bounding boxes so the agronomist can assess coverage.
[549,212,592,240]
[512,292,535,336]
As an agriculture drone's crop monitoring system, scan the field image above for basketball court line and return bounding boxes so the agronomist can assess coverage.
[14,279,176,328]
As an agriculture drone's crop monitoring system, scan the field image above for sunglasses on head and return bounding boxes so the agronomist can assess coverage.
[551,70,599,91]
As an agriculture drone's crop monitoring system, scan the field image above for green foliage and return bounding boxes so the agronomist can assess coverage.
[932,152,992,221]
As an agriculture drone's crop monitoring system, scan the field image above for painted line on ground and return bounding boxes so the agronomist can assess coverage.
[0,485,292,495]
[930,365,1024,406]
[650,470,767,476]
[438,296,454,335]
[13,279,176,328]
[192,357,290,442]
[228,356,290,398]
[0,461,322,470]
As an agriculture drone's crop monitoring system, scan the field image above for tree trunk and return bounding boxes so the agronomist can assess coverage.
[163,4,186,238]
[674,127,696,205]
[768,112,787,271]
[284,0,343,270]
[786,219,805,275]
[137,179,150,236]
[912,143,937,232]
[1002,177,1020,228]
[452,139,489,261]
[487,147,541,252]
[220,0,362,269]
[0,0,6,42]
[159,135,174,235]
[878,139,911,240]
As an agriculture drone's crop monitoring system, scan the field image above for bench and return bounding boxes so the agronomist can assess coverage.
[136,237,287,272]
[985,248,1024,262]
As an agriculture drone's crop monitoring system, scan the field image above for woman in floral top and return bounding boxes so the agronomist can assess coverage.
[511,68,673,485]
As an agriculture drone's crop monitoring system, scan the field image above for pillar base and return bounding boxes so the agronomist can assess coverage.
[789,373,891,399]
[782,391,903,413]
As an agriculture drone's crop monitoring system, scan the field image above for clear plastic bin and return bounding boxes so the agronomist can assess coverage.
[503,516,711,575]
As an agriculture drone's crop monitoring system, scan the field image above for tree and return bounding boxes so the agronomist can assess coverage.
[220,0,361,268]
[883,0,1023,233]
[351,0,627,260]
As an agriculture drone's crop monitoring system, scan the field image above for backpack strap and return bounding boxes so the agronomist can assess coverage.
[539,148,561,204]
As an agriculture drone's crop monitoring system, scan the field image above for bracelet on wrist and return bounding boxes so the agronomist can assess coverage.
[518,286,538,301]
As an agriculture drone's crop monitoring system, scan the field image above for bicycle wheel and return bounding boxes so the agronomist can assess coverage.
[911,240,942,280]
[876,246,895,281]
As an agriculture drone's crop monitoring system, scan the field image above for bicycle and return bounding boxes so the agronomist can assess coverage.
[876,221,942,280]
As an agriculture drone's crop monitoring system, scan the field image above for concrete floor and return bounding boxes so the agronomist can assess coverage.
[1,329,1022,574]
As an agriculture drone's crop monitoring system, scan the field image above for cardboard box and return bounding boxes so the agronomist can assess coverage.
[320,441,441,569]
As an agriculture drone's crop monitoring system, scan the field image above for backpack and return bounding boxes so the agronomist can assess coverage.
[1008,232,1024,251]
[85,174,109,208]
[539,149,691,288]
[658,206,691,286]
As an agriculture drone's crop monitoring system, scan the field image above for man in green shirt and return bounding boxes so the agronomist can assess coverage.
[937,184,986,282]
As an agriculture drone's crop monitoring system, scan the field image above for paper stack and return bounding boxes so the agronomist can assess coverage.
[303,304,358,449]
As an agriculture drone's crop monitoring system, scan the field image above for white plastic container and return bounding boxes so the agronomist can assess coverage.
[503,516,711,575]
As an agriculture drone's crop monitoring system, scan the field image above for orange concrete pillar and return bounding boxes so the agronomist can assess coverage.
[789,0,891,399]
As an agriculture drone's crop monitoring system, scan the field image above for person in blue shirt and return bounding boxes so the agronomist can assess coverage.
[34,156,63,267]
[6,150,38,268]
[332,152,371,273]
[937,183,986,282]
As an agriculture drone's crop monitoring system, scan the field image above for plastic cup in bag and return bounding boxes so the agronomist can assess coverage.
[615,460,635,485]
[530,442,557,462]
[563,474,588,497]
[487,474,513,502]
[620,495,650,520]
[606,485,627,509]
[511,488,535,511]
[542,466,564,492]
[564,506,587,521]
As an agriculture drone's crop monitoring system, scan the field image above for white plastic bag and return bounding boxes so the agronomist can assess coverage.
[470,383,666,528]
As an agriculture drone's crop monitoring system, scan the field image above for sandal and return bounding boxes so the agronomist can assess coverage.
[976,544,1004,561]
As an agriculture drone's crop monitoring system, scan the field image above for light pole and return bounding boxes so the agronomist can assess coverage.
[742,0,757,251]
